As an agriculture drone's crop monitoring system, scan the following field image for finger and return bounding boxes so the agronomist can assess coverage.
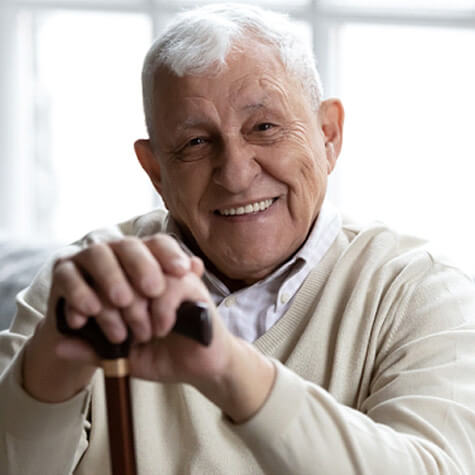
[94,301,129,343]
[109,237,165,298]
[190,256,205,277]
[61,292,129,346]
[54,259,102,316]
[149,273,206,338]
[55,337,100,366]
[121,296,151,343]
[65,301,88,329]
[149,297,176,338]
[74,243,134,308]
[144,234,191,277]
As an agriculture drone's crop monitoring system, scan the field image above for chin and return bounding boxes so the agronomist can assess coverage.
[221,252,285,281]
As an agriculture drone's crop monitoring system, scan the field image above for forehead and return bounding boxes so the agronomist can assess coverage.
[153,44,302,120]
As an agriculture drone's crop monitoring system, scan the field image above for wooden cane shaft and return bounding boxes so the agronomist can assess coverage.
[103,367,137,475]
[56,298,212,474]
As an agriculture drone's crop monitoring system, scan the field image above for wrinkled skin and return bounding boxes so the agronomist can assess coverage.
[136,43,343,288]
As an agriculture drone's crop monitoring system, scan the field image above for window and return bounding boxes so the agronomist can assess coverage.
[1,3,154,242]
[334,23,475,271]
[34,10,152,241]
[320,0,475,10]
[1,0,474,273]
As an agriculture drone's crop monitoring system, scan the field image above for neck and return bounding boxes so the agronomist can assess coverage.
[177,223,315,293]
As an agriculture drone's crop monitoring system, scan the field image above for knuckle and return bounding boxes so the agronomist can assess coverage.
[145,234,162,248]
[86,242,109,258]
[53,256,67,270]
[96,307,119,327]
[125,306,145,324]
[184,271,200,286]
[74,243,107,267]
[147,233,177,249]
[123,236,141,246]
[52,257,67,275]
[53,258,75,280]
[68,287,89,305]
[112,236,141,251]
[150,298,165,319]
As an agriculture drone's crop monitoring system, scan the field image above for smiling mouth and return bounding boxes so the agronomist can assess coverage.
[215,198,277,217]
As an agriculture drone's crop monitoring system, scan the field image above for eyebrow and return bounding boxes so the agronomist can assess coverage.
[240,91,280,113]
[175,117,211,132]
[241,102,266,113]
[175,99,275,132]
[182,117,206,128]
[240,94,286,114]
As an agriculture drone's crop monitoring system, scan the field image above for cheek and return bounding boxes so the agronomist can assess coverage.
[268,130,327,202]
[159,166,210,224]
[293,156,327,222]
[300,153,328,197]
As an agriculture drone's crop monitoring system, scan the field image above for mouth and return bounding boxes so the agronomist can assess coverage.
[214,198,277,217]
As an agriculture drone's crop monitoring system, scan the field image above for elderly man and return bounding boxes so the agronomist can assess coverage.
[1,4,475,474]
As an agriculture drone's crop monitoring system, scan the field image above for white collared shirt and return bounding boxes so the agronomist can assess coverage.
[165,200,341,342]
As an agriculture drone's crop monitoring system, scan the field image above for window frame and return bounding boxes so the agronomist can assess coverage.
[1,0,475,241]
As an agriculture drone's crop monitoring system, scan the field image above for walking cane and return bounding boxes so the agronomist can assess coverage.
[56,298,212,475]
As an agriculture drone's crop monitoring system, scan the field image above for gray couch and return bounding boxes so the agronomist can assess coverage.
[0,242,59,330]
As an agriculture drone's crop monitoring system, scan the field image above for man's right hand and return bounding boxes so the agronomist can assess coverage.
[22,234,200,403]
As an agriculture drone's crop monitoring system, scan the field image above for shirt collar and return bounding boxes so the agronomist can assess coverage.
[294,198,341,264]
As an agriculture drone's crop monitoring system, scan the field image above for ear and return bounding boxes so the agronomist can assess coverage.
[134,139,163,195]
[319,99,344,174]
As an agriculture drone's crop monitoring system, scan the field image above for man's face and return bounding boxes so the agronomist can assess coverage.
[136,43,343,285]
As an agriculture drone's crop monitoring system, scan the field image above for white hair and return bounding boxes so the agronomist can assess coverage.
[141,3,324,138]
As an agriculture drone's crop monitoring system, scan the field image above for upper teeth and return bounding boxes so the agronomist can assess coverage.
[219,199,273,216]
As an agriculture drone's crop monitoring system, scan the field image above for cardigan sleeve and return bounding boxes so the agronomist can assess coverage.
[0,217,159,475]
[0,246,94,475]
[231,263,475,474]
[0,344,92,475]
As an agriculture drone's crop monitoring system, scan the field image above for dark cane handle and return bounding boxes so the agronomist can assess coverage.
[56,298,212,359]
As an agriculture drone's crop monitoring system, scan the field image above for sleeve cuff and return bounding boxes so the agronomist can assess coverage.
[1,346,92,440]
[229,359,307,450]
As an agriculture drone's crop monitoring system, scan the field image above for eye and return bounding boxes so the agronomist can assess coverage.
[172,135,211,162]
[187,137,207,147]
[256,123,275,132]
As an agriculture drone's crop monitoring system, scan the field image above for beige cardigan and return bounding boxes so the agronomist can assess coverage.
[1,209,475,474]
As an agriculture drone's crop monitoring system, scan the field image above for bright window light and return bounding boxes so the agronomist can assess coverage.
[321,0,475,10]
[35,10,153,242]
[2,1,475,280]
[335,23,475,274]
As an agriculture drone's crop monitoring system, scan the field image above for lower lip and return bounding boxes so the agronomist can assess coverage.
[215,198,278,221]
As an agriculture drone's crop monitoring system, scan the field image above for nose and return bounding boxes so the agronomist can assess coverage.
[212,135,260,193]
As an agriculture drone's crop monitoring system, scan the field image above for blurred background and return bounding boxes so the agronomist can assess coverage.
[0,0,474,274]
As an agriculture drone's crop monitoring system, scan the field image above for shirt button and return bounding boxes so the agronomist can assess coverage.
[224,296,236,307]
[280,292,290,304]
